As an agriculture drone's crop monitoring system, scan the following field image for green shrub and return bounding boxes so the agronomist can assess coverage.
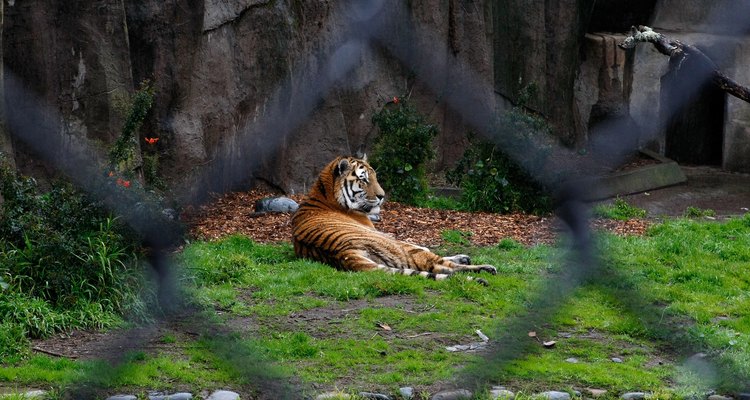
[447,127,552,214]
[684,206,716,218]
[0,291,67,338]
[0,160,142,313]
[446,84,554,214]
[419,195,462,210]
[370,98,437,205]
[441,229,472,246]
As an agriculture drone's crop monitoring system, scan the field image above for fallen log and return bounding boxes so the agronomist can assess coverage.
[619,25,750,104]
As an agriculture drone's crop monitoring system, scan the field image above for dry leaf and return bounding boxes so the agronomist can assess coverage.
[377,322,392,331]
[528,331,537,338]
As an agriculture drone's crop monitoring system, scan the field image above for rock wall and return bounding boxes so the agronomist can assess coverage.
[6,0,747,199]
[493,0,595,146]
[2,0,496,196]
[3,0,134,178]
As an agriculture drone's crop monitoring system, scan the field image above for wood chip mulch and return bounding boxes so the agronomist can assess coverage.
[182,190,651,247]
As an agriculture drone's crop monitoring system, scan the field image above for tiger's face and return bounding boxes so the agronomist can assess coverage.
[334,156,385,216]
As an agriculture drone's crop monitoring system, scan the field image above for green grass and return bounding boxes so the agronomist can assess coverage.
[593,198,647,220]
[2,215,750,398]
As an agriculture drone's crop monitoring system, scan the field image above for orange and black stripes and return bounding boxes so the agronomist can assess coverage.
[290,156,498,283]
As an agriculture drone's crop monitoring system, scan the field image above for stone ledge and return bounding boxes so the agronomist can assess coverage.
[574,149,687,201]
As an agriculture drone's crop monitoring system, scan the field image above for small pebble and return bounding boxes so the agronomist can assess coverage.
[316,392,352,400]
[432,389,473,400]
[489,388,515,399]
[359,392,391,400]
[565,357,579,363]
[585,388,608,397]
[707,395,733,400]
[151,394,192,400]
[539,391,571,400]
[106,396,137,400]
[611,357,623,363]
[621,393,647,400]
[22,391,47,400]
[399,387,414,399]
[207,390,240,400]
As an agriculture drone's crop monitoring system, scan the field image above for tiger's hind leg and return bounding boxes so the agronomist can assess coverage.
[408,248,497,284]
[337,250,452,281]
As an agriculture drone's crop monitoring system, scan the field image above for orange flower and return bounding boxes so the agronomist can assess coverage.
[115,177,131,188]
[144,137,159,145]
[108,171,114,177]
[393,96,399,104]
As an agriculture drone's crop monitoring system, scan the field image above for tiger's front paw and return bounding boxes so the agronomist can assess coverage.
[480,265,497,275]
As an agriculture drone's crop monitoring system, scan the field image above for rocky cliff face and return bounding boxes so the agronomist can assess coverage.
[3,0,748,201]
[2,0,496,197]
[3,0,134,178]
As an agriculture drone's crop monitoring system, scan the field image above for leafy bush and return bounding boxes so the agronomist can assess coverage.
[0,158,147,327]
[0,321,29,363]
[441,229,472,246]
[446,84,554,214]
[447,124,552,214]
[370,98,437,205]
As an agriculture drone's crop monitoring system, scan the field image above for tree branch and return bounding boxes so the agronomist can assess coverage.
[619,25,750,103]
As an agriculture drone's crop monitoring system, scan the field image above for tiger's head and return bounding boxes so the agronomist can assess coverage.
[327,156,385,216]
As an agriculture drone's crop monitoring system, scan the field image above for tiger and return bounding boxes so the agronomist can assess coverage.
[291,155,497,284]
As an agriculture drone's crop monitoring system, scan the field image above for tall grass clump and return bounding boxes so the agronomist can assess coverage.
[593,198,647,220]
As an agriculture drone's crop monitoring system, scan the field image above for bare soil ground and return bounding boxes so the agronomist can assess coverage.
[181,189,650,246]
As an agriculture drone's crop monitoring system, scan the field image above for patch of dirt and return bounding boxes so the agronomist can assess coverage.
[182,189,650,246]
[30,314,200,362]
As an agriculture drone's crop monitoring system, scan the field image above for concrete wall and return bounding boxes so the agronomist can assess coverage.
[628,0,750,171]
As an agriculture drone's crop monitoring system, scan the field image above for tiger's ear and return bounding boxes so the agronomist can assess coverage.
[335,158,350,177]
[361,153,367,162]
